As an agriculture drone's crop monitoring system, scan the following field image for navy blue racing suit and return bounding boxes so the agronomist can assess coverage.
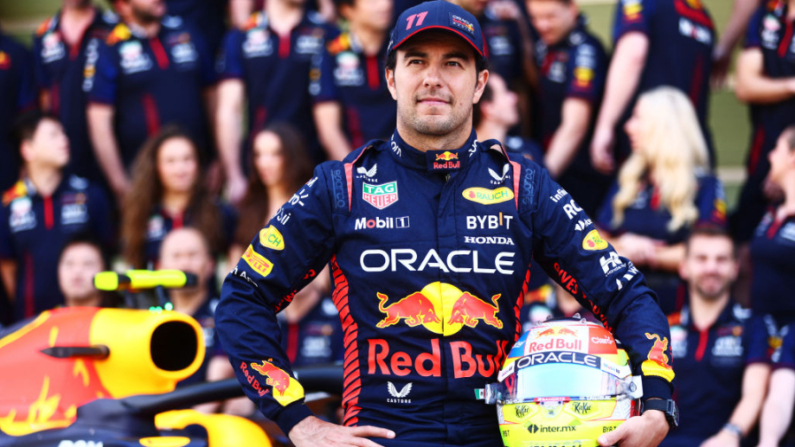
[216,130,675,446]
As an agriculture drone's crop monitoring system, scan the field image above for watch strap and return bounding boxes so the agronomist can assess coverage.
[641,398,679,428]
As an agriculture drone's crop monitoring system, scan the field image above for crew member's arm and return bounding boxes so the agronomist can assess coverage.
[84,40,129,200]
[313,102,353,161]
[229,0,255,29]
[758,368,795,447]
[0,260,16,300]
[215,30,248,203]
[712,0,759,87]
[522,164,672,446]
[590,32,648,174]
[736,48,795,104]
[544,99,590,178]
[215,165,393,446]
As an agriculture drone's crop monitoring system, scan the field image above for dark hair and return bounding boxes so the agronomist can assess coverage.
[234,122,314,246]
[58,232,121,308]
[473,80,495,128]
[685,225,736,258]
[122,125,222,268]
[11,110,61,163]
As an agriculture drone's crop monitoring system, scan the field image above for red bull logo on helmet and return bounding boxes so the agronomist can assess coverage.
[250,359,305,406]
[376,282,503,336]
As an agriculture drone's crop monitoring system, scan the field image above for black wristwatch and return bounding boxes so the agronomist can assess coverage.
[641,399,679,429]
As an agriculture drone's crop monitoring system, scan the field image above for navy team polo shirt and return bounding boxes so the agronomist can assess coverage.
[663,302,773,446]
[33,9,117,185]
[0,33,36,192]
[612,0,716,163]
[0,176,113,322]
[533,15,612,217]
[480,9,525,87]
[310,32,395,148]
[596,173,727,314]
[733,0,795,243]
[85,17,216,169]
[217,11,339,166]
[750,208,795,323]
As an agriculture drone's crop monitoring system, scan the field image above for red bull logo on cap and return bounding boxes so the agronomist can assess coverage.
[376,282,503,336]
[250,359,305,406]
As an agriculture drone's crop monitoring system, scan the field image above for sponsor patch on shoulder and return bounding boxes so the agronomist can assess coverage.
[259,226,285,250]
[243,244,273,277]
[582,229,608,251]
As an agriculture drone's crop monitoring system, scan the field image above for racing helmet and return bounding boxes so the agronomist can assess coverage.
[485,318,643,447]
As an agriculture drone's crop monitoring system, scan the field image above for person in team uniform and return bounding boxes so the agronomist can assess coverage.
[526,0,611,217]
[596,87,727,315]
[58,233,117,308]
[215,0,339,203]
[164,0,228,57]
[749,126,795,328]
[33,0,117,188]
[310,0,395,160]
[0,31,36,193]
[0,112,113,323]
[732,0,795,245]
[85,0,216,202]
[279,295,344,368]
[591,0,717,173]
[663,227,772,447]
[122,126,236,270]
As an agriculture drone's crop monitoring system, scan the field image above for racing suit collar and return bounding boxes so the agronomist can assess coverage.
[388,129,479,173]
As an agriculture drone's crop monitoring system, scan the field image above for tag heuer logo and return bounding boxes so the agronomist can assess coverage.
[363,181,398,210]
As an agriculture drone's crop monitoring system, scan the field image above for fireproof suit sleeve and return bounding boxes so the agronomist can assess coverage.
[215,164,338,435]
[519,163,674,400]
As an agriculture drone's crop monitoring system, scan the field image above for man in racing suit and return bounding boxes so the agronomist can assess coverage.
[216,2,674,446]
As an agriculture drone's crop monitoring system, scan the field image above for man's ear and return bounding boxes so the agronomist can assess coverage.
[472,69,489,104]
[386,67,398,100]
[19,140,34,164]
[678,259,689,282]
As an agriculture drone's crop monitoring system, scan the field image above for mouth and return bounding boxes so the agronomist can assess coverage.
[417,97,451,107]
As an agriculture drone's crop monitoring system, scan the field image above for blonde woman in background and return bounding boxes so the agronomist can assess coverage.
[595,87,728,314]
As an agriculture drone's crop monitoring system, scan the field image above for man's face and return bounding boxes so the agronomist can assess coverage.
[680,235,738,302]
[387,31,488,139]
[127,0,165,23]
[22,118,70,169]
[158,229,214,291]
[450,0,489,17]
[59,243,104,303]
[482,74,519,127]
[527,0,578,46]
[342,0,393,33]
[63,0,92,9]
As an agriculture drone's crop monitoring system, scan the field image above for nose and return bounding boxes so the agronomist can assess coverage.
[423,63,443,88]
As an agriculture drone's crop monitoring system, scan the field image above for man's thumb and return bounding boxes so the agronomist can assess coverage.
[597,424,623,447]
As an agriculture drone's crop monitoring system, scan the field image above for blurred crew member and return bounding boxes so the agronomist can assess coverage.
[215,0,338,202]
[310,0,395,160]
[527,0,611,216]
[33,0,117,187]
[712,0,760,87]
[591,0,716,173]
[596,87,727,315]
[758,323,795,447]
[663,227,772,447]
[0,112,113,322]
[732,0,795,244]
[0,31,36,192]
[58,234,112,308]
[164,0,228,56]
[85,0,216,202]
[749,126,795,326]
[122,126,236,269]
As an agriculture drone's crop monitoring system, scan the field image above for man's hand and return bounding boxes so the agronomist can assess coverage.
[225,171,249,205]
[590,126,616,174]
[289,416,396,447]
[616,233,660,267]
[700,429,740,447]
[598,409,669,447]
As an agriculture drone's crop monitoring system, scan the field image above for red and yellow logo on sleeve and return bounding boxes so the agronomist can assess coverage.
[642,333,675,382]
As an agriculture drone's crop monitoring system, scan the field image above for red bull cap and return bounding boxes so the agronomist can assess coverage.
[387,1,486,60]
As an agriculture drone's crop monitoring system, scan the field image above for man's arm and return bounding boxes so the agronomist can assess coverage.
[215,165,393,446]
[544,98,591,178]
[735,48,795,104]
[313,102,353,161]
[229,0,254,29]
[591,32,649,173]
[0,260,16,300]
[87,103,129,200]
[700,364,770,447]
[215,79,247,203]
[757,368,795,447]
[712,0,759,87]
[524,164,672,445]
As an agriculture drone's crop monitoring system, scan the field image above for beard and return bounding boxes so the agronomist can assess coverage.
[131,4,163,24]
[693,275,731,301]
[398,90,470,137]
